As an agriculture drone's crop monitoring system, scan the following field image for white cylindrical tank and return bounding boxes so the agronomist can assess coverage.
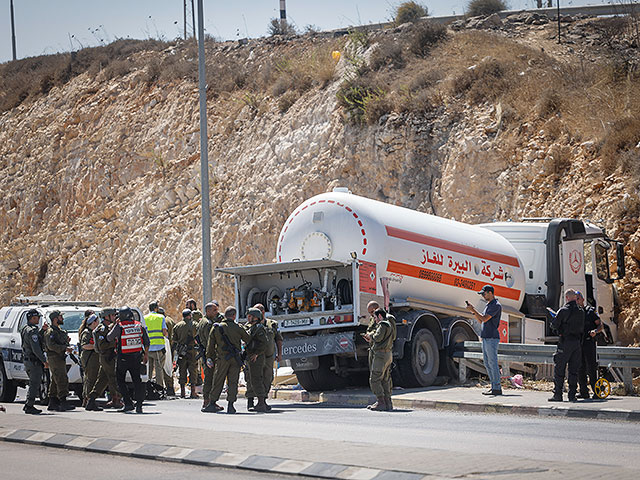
[277,189,526,311]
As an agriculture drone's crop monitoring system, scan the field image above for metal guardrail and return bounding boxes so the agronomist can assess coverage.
[454,341,640,393]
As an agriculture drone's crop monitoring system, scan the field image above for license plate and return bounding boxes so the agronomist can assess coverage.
[282,318,312,328]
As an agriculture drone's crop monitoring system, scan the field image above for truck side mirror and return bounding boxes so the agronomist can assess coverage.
[616,242,625,279]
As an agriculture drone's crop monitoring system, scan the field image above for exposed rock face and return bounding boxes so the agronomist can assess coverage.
[1,32,639,344]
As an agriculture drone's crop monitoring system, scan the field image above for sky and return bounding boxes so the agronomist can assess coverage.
[1,0,613,63]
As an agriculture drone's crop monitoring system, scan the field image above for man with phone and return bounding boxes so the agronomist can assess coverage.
[465,285,503,396]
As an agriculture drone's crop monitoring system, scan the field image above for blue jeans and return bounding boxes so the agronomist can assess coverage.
[482,337,501,391]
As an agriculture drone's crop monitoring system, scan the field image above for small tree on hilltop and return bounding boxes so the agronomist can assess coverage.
[268,18,298,36]
[394,1,429,25]
[466,0,508,17]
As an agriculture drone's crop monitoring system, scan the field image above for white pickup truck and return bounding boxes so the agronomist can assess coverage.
[0,296,146,403]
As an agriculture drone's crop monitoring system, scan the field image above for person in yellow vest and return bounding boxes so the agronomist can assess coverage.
[143,302,168,393]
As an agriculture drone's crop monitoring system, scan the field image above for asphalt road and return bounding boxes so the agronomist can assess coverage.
[0,441,303,480]
[22,396,640,469]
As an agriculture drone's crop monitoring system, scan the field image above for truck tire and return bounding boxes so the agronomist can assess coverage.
[294,355,348,392]
[440,325,477,381]
[0,361,18,403]
[397,329,439,388]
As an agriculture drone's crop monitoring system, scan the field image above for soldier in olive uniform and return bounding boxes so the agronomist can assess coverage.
[198,301,224,410]
[20,309,47,414]
[366,301,396,410]
[246,304,282,411]
[158,307,176,396]
[173,308,199,398]
[363,308,395,411]
[203,306,251,414]
[244,308,270,412]
[86,308,122,410]
[44,310,76,411]
[80,314,101,409]
[186,299,204,387]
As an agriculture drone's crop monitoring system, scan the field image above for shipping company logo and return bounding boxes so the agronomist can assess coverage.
[569,250,582,274]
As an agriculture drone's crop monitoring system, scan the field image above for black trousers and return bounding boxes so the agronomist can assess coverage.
[553,338,581,398]
[116,352,144,406]
[579,338,598,396]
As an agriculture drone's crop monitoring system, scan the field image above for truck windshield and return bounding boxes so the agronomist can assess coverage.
[595,243,610,281]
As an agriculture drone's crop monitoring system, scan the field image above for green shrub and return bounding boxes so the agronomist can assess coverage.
[268,18,298,36]
[409,21,448,57]
[337,75,389,124]
[466,0,507,17]
[394,2,428,25]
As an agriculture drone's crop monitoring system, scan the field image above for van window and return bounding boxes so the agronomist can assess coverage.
[17,311,30,332]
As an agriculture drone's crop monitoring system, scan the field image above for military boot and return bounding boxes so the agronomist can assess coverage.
[180,385,186,398]
[59,397,76,411]
[254,397,268,413]
[202,402,221,413]
[247,397,255,411]
[202,397,209,410]
[119,402,135,413]
[23,404,41,415]
[135,401,143,414]
[47,397,61,411]
[227,402,236,414]
[85,399,103,411]
[189,385,199,399]
[385,396,393,411]
[367,397,386,411]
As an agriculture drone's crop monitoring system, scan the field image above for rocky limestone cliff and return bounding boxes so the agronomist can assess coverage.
[1,20,639,343]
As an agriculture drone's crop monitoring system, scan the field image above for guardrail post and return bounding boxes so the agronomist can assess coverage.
[459,359,468,383]
[623,367,634,394]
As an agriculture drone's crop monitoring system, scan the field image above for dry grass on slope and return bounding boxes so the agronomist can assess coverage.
[337,26,640,181]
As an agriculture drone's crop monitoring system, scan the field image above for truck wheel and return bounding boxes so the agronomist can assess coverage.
[294,355,348,392]
[0,361,18,403]
[440,325,476,381]
[397,329,439,388]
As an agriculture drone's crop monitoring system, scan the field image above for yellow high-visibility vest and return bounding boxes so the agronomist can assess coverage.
[144,312,165,347]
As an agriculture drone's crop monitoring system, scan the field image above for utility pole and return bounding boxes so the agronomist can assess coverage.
[557,1,561,44]
[191,0,196,39]
[10,0,17,60]
[183,0,187,40]
[196,0,212,306]
[280,0,287,31]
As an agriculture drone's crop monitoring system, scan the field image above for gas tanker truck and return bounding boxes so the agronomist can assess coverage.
[217,188,625,391]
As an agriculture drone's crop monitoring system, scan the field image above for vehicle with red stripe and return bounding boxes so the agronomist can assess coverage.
[217,188,625,391]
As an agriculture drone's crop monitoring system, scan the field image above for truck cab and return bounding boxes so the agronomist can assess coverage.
[479,219,625,342]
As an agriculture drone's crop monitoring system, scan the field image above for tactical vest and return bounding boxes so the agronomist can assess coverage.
[565,304,585,338]
[120,320,144,354]
[144,312,165,348]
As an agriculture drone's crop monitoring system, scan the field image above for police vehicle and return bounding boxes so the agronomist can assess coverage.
[0,295,146,403]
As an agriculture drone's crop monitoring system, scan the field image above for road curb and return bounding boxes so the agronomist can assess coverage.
[268,389,640,422]
[0,427,455,480]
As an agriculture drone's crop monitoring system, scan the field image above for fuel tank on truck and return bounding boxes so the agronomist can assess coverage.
[276,188,526,312]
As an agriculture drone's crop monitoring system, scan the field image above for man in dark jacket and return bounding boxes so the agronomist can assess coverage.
[549,289,585,402]
[576,291,603,399]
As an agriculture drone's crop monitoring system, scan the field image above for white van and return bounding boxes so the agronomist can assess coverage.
[0,295,146,403]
